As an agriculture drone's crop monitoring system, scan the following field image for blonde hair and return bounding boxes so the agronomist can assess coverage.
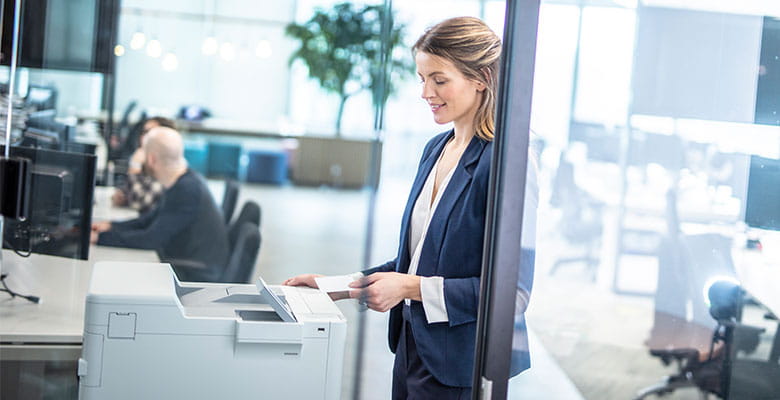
[413,17,502,141]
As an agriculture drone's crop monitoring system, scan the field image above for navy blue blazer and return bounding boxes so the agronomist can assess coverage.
[364,130,532,387]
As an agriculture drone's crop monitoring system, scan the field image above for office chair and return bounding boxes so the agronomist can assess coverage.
[111,102,143,160]
[228,201,261,249]
[548,155,604,281]
[221,179,240,224]
[635,234,767,400]
[169,221,259,284]
[220,222,261,284]
[635,234,724,400]
[707,281,780,400]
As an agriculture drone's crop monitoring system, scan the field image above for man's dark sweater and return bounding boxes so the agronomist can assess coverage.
[98,169,229,281]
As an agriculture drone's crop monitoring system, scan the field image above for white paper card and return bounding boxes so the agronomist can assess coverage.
[315,275,356,293]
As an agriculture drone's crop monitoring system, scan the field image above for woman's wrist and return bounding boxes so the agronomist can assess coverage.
[405,275,422,301]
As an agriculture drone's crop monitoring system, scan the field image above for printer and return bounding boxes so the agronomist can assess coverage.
[78,262,346,400]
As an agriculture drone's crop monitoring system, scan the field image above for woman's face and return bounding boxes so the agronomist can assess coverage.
[415,51,485,128]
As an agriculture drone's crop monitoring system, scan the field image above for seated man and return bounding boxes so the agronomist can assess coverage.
[92,127,229,282]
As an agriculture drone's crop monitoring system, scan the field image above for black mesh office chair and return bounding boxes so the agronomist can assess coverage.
[636,235,771,400]
[635,234,730,400]
[707,281,780,400]
[219,222,261,284]
[228,201,261,249]
[170,220,260,284]
[221,179,240,224]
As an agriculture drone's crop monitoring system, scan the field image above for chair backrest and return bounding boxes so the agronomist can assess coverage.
[707,280,741,323]
[228,201,261,248]
[551,155,603,240]
[220,222,261,283]
[654,233,737,328]
[221,179,240,224]
[680,233,737,327]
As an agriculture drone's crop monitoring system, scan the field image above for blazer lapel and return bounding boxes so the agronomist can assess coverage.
[397,131,453,273]
[416,136,487,276]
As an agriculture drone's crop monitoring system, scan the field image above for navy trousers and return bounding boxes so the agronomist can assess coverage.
[392,306,472,400]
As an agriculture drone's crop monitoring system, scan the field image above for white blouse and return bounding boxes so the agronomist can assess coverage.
[403,148,456,323]
[350,144,457,323]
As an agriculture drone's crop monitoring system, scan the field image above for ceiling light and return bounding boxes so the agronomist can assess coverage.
[162,52,179,71]
[202,37,218,56]
[130,31,146,50]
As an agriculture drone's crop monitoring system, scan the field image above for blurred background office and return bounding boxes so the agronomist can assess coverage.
[1,0,779,399]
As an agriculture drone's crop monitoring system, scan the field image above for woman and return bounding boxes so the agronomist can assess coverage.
[285,16,532,398]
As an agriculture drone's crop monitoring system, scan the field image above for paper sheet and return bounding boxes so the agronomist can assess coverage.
[315,275,356,293]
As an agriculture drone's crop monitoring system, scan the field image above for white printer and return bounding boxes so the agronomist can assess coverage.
[78,262,346,400]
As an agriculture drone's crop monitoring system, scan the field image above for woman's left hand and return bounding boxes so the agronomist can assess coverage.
[349,272,421,312]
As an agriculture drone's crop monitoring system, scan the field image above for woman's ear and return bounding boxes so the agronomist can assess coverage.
[475,67,491,92]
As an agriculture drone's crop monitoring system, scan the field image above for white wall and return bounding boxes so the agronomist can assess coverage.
[631,6,763,123]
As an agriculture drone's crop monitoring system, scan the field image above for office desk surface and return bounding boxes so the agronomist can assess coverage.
[91,185,139,222]
[733,248,780,316]
[0,247,158,344]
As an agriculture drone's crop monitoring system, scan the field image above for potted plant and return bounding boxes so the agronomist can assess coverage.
[286,2,412,136]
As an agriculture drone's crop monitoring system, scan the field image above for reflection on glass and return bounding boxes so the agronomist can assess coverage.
[508,1,780,399]
[2,1,391,399]
[4,0,778,398]
[290,13,507,398]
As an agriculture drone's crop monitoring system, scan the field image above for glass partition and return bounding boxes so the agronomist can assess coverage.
[500,1,780,399]
[1,0,392,399]
[5,0,777,399]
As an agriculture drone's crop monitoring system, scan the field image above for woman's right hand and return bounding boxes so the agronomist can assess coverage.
[283,273,323,288]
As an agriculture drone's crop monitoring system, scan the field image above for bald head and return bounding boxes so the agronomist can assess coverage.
[143,126,186,171]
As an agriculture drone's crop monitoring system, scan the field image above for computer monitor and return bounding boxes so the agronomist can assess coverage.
[19,113,96,155]
[25,85,58,111]
[744,155,780,231]
[1,145,96,259]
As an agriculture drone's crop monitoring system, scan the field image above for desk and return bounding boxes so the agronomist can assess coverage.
[91,185,139,222]
[732,243,780,364]
[0,247,158,399]
[0,247,158,360]
[732,248,780,318]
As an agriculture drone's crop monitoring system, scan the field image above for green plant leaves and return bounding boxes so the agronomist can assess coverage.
[285,2,414,134]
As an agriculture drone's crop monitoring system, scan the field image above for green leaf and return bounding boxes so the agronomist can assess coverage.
[285,2,413,134]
